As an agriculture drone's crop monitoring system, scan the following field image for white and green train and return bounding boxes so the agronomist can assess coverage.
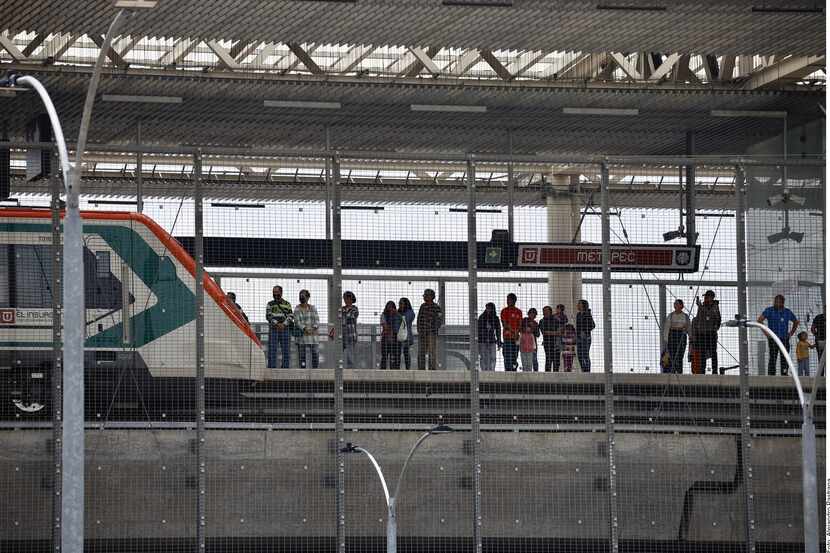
[0,208,268,417]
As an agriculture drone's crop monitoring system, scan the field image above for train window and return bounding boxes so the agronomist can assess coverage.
[0,244,9,305]
[95,251,111,279]
[11,245,53,308]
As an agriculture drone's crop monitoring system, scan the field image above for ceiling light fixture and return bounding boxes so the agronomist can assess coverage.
[411,104,487,113]
[113,0,159,9]
[102,94,183,104]
[264,100,342,109]
[563,107,639,116]
[710,109,787,119]
[751,6,822,13]
[596,4,666,11]
[442,0,513,6]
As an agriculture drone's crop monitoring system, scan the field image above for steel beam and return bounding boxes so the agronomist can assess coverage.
[450,49,480,76]
[0,34,26,61]
[157,38,197,66]
[508,50,546,77]
[337,45,376,73]
[649,53,681,81]
[21,33,46,57]
[206,40,242,70]
[478,49,513,81]
[610,53,642,81]
[556,52,608,80]
[287,42,323,74]
[89,33,129,68]
[742,55,825,90]
[405,46,441,77]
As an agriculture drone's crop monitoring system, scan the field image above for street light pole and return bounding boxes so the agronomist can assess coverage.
[725,316,819,553]
[342,425,453,553]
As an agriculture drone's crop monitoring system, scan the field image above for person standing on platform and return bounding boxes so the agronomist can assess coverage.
[691,290,721,374]
[294,289,320,369]
[398,297,416,370]
[575,300,595,372]
[519,317,537,371]
[796,331,814,377]
[561,323,577,372]
[500,293,522,372]
[380,301,402,370]
[227,292,249,322]
[477,303,502,371]
[539,306,558,372]
[758,294,799,376]
[266,285,293,369]
[526,308,541,371]
[333,291,359,369]
[416,289,443,370]
[662,299,691,374]
[811,311,825,364]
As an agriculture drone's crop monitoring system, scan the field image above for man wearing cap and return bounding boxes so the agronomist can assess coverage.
[758,294,799,376]
[691,290,721,374]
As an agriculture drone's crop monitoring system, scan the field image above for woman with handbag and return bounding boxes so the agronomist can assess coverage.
[380,301,403,369]
[398,297,416,369]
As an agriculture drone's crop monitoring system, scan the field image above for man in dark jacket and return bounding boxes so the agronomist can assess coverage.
[811,311,825,364]
[691,290,721,374]
[416,289,443,370]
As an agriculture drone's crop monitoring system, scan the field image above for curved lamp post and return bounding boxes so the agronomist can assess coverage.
[724,315,819,553]
[341,424,454,553]
[1,4,154,552]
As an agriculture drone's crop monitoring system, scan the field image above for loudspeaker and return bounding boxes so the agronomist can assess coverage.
[25,114,51,181]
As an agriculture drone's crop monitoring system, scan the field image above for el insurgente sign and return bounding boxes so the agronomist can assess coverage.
[513,244,701,272]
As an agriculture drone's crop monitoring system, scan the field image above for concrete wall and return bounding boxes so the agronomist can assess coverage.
[0,428,824,545]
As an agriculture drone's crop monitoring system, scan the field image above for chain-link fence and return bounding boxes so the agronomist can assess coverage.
[0,149,824,553]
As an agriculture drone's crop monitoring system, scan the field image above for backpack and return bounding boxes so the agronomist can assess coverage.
[397,318,409,342]
[586,312,596,332]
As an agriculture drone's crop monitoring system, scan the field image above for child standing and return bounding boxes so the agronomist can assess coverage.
[796,331,813,376]
[562,324,577,372]
[519,317,537,372]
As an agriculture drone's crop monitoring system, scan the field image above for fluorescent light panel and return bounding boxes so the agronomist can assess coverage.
[102,94,182,104]
[264,100,342,109]
[710,109,787,119]
[113,0,159,9]
[596,4,665,11]
[563,107,639,116]
[443,0,513,6]
[411,104,487,113]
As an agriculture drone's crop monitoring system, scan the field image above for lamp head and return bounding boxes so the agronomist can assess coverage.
[430,424,454,434]
[724,315,747,328]
[339,442,359,454]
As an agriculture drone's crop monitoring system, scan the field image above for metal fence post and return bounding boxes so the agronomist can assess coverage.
[466,156,482,553]
[332,154,347,553]
[136,120,143,213]
[50,150,63,553]
[62,147,85,553]
[193,151,206,553]
[734,165,757,552]
[600,162,619,553]
[507,130,515,242]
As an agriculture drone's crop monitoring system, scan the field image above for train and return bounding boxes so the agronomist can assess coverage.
[0,208,268,418]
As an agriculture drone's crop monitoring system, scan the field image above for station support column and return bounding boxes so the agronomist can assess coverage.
[546,174,582,313]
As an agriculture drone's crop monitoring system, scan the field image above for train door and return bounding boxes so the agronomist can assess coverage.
[0,240,55,414]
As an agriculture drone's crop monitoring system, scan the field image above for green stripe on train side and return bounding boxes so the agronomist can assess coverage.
[0,221,195,348]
